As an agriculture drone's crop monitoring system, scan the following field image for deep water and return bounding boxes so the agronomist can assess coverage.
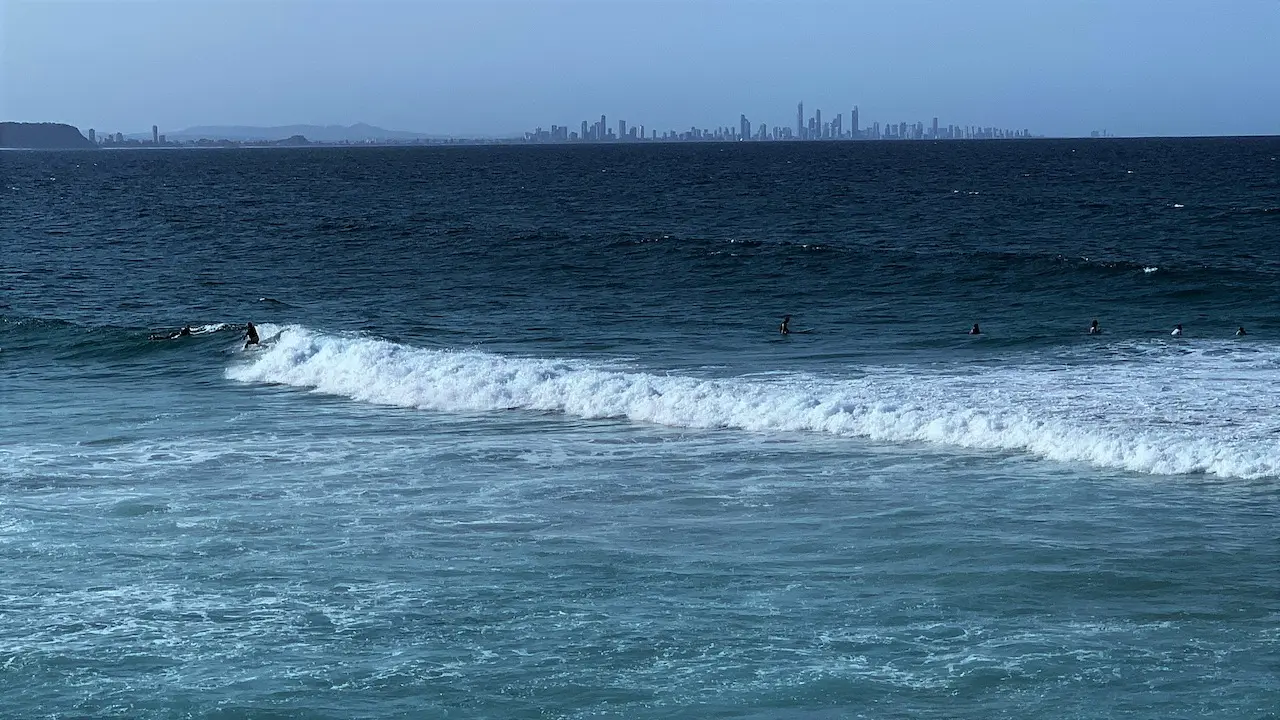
[3,139,1279,718]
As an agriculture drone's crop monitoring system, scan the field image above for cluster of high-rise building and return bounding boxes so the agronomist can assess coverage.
[524,103,1035,143]
[87,124,168,147]
[83,109,1036,149]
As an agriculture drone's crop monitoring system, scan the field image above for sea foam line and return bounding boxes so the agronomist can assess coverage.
[227,326,1280,480]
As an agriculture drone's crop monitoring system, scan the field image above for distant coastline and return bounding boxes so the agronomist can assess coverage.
[4,120,1276,151]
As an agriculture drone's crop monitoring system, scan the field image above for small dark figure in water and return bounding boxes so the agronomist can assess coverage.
[244,322,260,349]
[1089,319,1101,335]
[969,323,981,335]
[1171,324,1183,337]
[780,315,791,335]
[1236,326,1247,336]
[150,325,192,341]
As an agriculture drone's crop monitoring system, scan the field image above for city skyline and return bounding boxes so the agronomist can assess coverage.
[78,103,1049,148]
[4,1,1277,139]
[78,100,1109,146]
[521,102,1036,144]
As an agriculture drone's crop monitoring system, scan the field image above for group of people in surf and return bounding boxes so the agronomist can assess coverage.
[1166,323,1247,337]
[782,316,1248,338]
[962,320,1245,337]
[150,322,260,349]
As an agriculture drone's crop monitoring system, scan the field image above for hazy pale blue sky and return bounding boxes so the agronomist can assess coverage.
[2,0,1277,137]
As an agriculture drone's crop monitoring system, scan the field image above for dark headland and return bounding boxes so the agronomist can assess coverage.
[0,122,96,149]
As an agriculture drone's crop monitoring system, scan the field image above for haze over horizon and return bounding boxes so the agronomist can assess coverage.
[2,0,1278,139]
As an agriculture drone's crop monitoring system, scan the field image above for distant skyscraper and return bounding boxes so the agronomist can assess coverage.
[152,125,158,144]
[740,114,750,141]
[932,117,938,138]
[851,106,859,137]
[796,102,803,138]
[581,120,588,140]
[87,128,95,144]
[815,109,821,138]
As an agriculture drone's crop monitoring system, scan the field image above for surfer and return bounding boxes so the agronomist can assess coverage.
[1089,319,1101,335]
[244,322,260,349]
[1236,326,1247,336]
[1171,324,1183,337]
[150,326,191,341]
[969,323,981,335]
[780,315,791,335]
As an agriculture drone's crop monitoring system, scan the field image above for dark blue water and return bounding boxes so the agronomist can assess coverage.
[3,139,1279,718]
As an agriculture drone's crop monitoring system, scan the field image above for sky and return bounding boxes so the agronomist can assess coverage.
[2,0,1278,138]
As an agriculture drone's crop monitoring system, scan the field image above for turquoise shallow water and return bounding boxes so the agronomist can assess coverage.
[2,139,1279,718]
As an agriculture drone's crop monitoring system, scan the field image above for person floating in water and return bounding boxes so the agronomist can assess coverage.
[1236,326,1247,336]
[780,315,791,335]
[244,322,260,349]
[150,326,192,341]
[1089,319,1101,335]
[969,323,981,335]
[1171,324,1183,337]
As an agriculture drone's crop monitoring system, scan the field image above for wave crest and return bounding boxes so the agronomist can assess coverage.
[227,326,1280,480]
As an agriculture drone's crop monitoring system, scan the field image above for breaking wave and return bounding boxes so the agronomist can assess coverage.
[228,326,1280,480]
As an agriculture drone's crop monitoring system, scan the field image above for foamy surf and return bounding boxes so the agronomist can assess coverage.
[228,326,1280,480]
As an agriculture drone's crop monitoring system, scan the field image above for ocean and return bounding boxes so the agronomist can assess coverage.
[2,138,1278,719]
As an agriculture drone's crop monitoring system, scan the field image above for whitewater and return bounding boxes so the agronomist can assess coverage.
[230,325,1280,480]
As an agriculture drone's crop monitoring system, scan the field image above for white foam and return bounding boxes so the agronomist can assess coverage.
[227,326,1280,480]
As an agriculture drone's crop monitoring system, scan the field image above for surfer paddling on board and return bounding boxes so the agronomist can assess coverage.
[1236,326,1247,336]
[1171,324,1183,337]
[244,322,260,349]
[1089,319,1101,335]
[150,326,192,341]
[969,323,982,335]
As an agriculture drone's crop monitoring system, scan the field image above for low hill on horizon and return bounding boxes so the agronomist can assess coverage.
[0,122,96,149]
[166,123,441,142]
